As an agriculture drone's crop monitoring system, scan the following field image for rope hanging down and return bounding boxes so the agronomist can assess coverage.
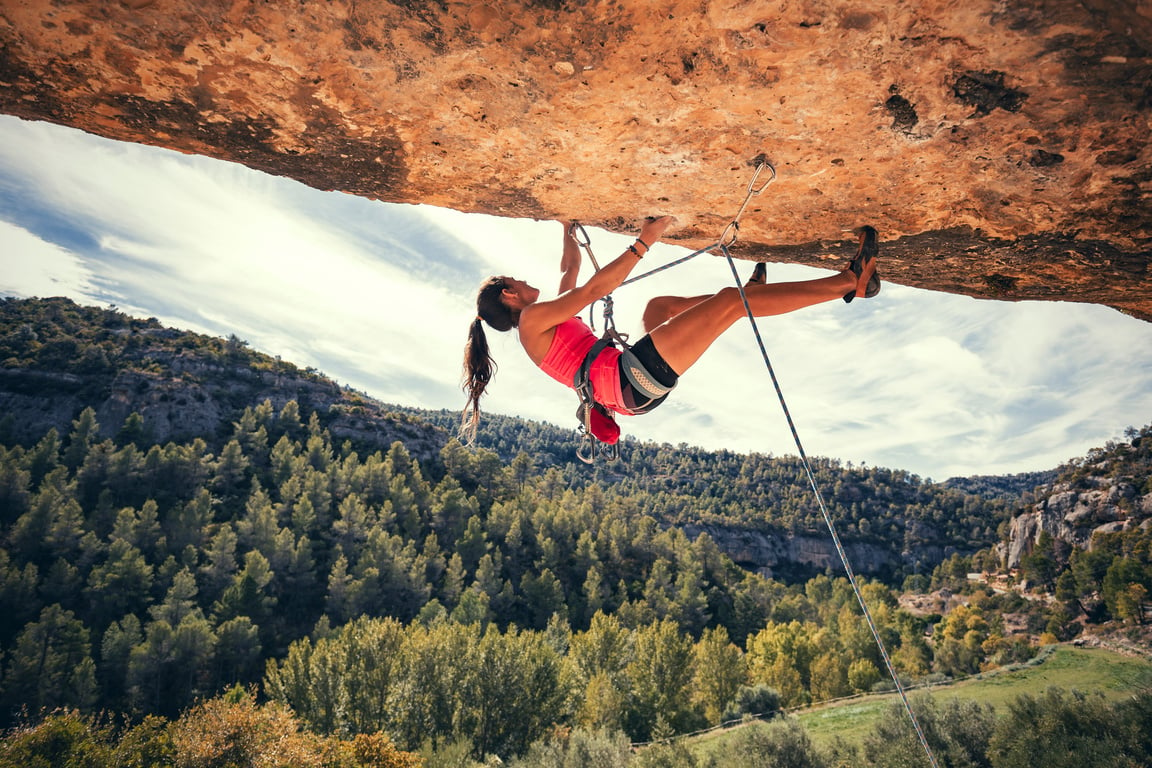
[718,239,942,768]
[571,158,940,767]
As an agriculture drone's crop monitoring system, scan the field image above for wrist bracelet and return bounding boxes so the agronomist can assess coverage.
[628,238,651,257]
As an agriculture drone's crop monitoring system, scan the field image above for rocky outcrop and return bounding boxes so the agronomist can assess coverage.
[682,522,949,579]
[0,329,447,460]
[1004,476,1151,567]
[2,1,1150,319]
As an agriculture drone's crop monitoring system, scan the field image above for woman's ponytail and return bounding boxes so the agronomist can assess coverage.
[460,277,516,444]
[460,316,494,444]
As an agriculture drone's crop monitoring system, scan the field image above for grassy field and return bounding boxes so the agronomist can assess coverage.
[689,644,1152,759]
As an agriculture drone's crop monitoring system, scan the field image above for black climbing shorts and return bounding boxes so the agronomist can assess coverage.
[619,335,679,415]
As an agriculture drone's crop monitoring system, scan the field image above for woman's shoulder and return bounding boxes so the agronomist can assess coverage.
[520,300,579,333]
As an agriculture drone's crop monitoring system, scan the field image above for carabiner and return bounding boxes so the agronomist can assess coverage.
[746,159,777,196]
[568,221,592,248]
[718,159,777,249]
[576,429,596,464]
[719,219,741,248]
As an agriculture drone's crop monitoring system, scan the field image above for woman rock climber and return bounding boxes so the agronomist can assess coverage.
[461,216,879,441]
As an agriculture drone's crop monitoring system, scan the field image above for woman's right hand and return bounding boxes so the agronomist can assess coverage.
[640,215,675,246]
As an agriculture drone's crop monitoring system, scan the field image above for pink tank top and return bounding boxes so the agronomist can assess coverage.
[537,317,627,413]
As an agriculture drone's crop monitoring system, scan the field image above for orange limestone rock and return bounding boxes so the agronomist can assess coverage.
[1,0,1149,318]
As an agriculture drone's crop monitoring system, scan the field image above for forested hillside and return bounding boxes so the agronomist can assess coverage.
[0,296,444,457]
[2,296,1150,766]
[1,296,1023,581]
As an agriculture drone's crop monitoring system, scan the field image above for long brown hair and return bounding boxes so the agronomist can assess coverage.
[460,277,518,444]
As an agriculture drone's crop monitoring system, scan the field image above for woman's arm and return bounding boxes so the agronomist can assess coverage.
[558,221,580,295]
[523,216,675,333]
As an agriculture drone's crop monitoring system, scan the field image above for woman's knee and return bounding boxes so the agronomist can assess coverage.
[715,286,744,311]
[642,297,674,332]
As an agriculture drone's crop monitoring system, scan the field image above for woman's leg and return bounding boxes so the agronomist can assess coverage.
[642,265,768,331]
[642,294,712,332]
[646,270,857,375]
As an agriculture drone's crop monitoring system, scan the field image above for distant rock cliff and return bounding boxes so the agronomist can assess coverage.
[1004,475,1152,568]
[1,0,1150,319]
[684,522,949,579]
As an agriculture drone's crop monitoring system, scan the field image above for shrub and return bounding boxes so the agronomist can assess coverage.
[510,727,631,768]
[720,685,781,723]
[706,719,827,768]
[0,711,111,768]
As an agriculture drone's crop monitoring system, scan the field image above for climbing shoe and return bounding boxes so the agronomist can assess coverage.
[844,225,880,303]
[746,261,767,287]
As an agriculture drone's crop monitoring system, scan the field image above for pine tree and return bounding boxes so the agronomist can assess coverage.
[1,604,98,717]
[63,408,99,471]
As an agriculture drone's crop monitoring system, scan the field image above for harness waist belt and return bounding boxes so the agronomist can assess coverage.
[620,347,674,400]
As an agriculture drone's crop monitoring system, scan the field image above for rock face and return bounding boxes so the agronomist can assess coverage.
[2,0,1150,318]
[1004,476,1152,567]
[0,326,447,461]
[682,522,947,579]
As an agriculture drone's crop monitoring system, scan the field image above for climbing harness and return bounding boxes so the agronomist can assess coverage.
[566,222,625,463]
[570,157,941,767]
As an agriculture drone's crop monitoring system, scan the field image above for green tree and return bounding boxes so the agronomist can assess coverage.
[1021,531,1060,590]
[85,538,154,629]
[128,610,217,717]
[63,408,99,471]
[23,427,60,488]
[809,649,850,702]
[117,411,147,447]
[624,619,697,740]
[0,711,114,768]
[692,626,746,725]
[521,568,568,629]
[458,625,566,758]
[99,614,142,711]
[1103,557,1149,623]
[863,695,994,768]
[707,719,828,768]
[213,439,250,503]
[509,726,631,768]
[212,551,277,631]
[390,620,472,750]
[746,620,818,707]
[932,604,991,676]
[847,658,882,692]
[198,524,239,602]
[1,605,98,718]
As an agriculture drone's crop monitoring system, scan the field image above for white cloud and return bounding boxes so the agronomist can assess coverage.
[2,114,1151,479]
[0,221,99,299]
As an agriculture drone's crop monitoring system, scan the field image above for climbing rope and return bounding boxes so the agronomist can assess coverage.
[619,158,776,288]
[571,158,941,767]
[719,240,942,768]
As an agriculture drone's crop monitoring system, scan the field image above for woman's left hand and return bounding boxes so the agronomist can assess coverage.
[640,215,676,247]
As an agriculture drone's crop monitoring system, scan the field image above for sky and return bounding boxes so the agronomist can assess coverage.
[2,114,1150,481]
